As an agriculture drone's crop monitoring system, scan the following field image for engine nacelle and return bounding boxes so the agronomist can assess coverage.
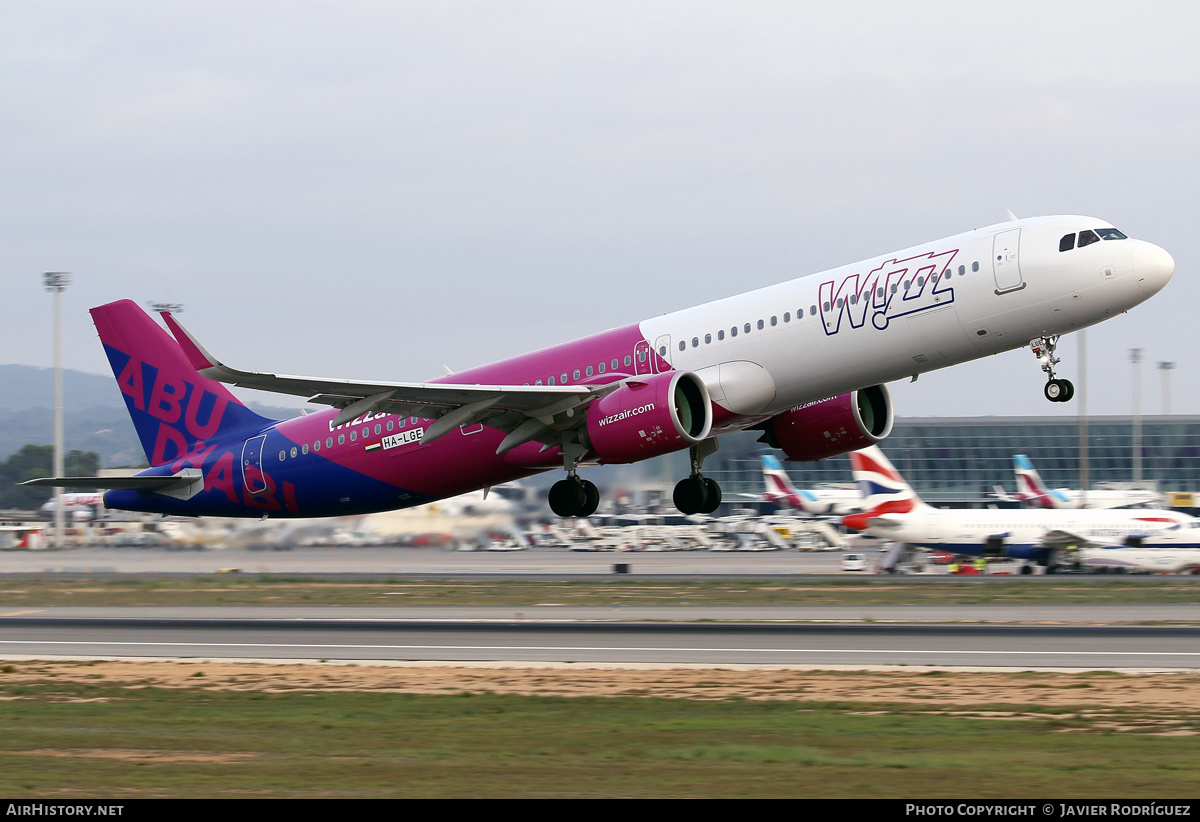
[760,385,893,461]
[584,371,712,463]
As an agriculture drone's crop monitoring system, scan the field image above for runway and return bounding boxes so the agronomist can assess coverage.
[1,611,1197,669]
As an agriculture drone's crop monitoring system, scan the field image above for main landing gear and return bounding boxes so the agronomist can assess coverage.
[1030,335,1074,403]
[673,440,723,516]
[548,441,600,518]
[546,439,725,518]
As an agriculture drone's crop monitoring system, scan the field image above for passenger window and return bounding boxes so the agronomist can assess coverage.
[958,265,966,275]
[1078,230,1100,248]
[548,376,555,385]
[1059,234,1075,252]
[822,301,830,311]
[302,444,309,455]
[586,366,593,377]
[387,420,394,431]
[704,333,711,344]
[327,437,333,448]
[783,312,790,323]
[573,369,581,380]
[757,319,765,329]
[678,341,685,352]
[350,430,357,442]
[627,354,634,366]
[612,358,619,369]
[561,373,568,384]
[810,305,816,315]
[770,316,777,326]
[731,327,738,337]
[597,362,604,374]
[313,441,320,452]
[279,450,286,461]
[718,330,725,340]
[290,447,297,458]
[744,323,751,333]
[971,262,979,272]
[338,434,345,445]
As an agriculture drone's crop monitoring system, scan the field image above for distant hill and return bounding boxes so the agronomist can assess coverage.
[0,364,309,466]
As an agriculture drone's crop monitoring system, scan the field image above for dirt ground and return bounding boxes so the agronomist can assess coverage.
[4,659,1199,715]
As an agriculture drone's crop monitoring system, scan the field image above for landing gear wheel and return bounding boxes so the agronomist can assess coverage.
[1044,379,1073,403]
[549,478,586,518]
[673,476,709,515]
[701,478,722,514]
[549,477,601,518]
[578,480,600,518]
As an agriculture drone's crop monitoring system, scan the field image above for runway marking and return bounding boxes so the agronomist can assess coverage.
[0,610,44,617]
[0,640,1197,658]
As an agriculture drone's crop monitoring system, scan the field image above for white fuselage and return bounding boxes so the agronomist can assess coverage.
[864,506,1200,559]
[640,215,1171,424]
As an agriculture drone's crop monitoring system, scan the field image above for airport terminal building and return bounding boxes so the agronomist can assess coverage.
[689,415,1200,502]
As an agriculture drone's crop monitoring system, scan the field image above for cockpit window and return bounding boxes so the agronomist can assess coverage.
[1077,229,1101,248]
[1059,233,1075,252]
[1096,228,1128,241]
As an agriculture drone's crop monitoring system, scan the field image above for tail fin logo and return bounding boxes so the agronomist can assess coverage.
[93,300,274,467]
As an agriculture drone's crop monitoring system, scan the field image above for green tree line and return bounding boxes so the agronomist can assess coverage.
[0,446,100,509]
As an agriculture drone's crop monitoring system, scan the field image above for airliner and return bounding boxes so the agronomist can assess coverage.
[998,454,1161,509]
[740,454,860,516]
[842,446,1200,572]
[24,215,1174,519]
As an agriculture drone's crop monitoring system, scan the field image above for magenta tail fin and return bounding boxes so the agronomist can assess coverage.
[91,300,276,466]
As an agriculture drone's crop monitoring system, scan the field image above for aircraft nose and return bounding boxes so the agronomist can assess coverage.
[1133,241,1175,295]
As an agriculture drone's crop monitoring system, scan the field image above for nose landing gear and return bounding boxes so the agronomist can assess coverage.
[1031,336,1074,402]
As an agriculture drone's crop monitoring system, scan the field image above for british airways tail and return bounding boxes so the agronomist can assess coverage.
[841,445,928,529]
[92,300,277,466]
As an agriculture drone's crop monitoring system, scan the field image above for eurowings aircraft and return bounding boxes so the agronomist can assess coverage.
[740,454,860,516]
[842,446,1200,572]
[24,215,1174,519]
[1005,454,1161,509]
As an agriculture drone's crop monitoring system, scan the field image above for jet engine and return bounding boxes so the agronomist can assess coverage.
[583,371,712,463]
[757,385,893,461]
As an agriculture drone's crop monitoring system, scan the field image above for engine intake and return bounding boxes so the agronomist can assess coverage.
[759,385,893,461]
[584,371,712,463]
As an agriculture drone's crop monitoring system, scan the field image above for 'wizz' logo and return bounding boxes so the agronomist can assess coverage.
[819,249,959,336]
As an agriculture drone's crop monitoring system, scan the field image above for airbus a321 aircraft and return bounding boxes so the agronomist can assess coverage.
[25,215,1174,519]
[842,446,1200,572]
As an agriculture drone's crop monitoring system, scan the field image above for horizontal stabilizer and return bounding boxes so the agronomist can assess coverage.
[22,469,202,496]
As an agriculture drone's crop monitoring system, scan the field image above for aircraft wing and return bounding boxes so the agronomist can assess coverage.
[161,311,611,453]
[1037,529,1127,552]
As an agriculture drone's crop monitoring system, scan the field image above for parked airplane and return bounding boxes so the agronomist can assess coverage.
[842,446,1200,572]
[24,215,1174,519]
[40,492,105,520]
[1078,545,1200,575]
[997,454,1161,509]
[741,454,860,515]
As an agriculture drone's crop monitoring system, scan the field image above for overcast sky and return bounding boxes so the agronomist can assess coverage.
[2,1,1196,418]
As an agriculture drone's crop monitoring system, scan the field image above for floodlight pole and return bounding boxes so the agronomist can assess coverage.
[1130,348,1143,484]
[43,272,71,549]
[1158,361,1175,416]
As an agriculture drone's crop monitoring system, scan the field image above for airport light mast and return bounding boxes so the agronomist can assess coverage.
[1158,361,1175,415]
[43,272,70,548]
[1130,348,1143,484]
